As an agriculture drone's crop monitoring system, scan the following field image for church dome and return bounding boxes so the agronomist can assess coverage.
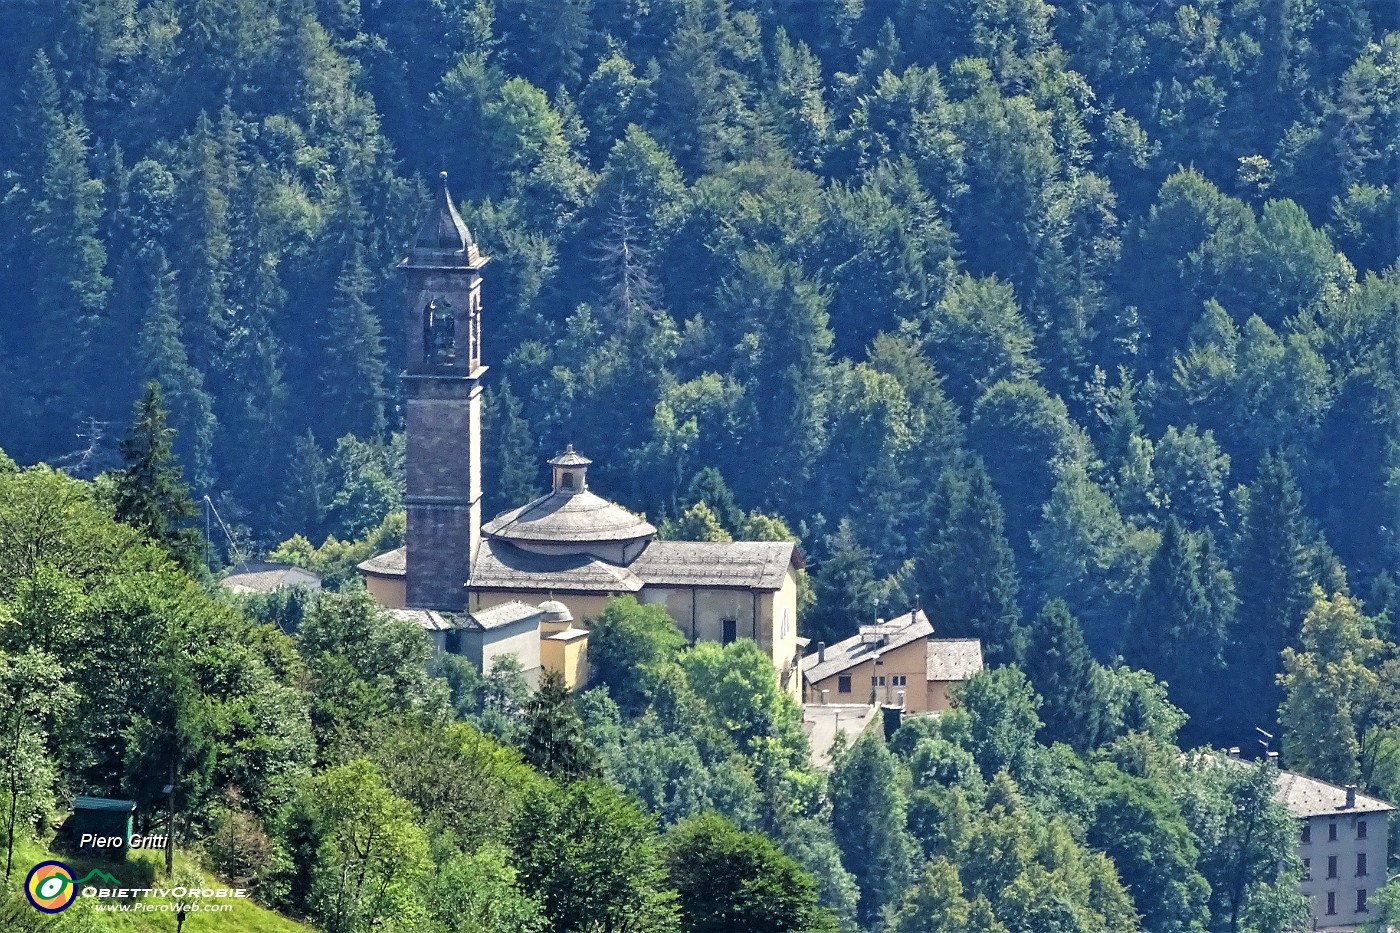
[482,446,656,550]
[483,490,656,545]
[538,599,573,624]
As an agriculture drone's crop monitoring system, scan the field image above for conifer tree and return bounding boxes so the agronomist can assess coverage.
[916,459,1024,665]
[483,380,538,517]
[111,382,204,571]
[518,669,597,781]
[807,518,889,645]
[1023,599,1105,753]
[829,732,915,928]
[138,250,215,491]
[1229,454,1320,735]
[319,243,387,442]
[1126,518,1234,744]
[684,467,745,534]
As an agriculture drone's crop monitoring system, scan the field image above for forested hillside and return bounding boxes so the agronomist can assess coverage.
[3,2,1400,929]
[3,0,1397,740]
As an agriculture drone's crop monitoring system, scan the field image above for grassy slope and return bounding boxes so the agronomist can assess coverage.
[5,837,317,933]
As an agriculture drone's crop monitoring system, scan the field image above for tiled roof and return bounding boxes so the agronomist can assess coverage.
[358,547,407,577]
[927,639,984,681]
[801,609,934,683]
[483,490,656,543]
[387,607,456,632]
[462,600,543,632]
[629,540,796,591]
[1274,770,1394,818]
[467,538,645,593]
[548,445,592,467]
[221,562,321,593]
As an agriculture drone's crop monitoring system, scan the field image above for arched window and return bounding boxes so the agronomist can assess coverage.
[423,298,457,364]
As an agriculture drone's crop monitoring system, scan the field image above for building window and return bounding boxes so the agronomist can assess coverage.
[1327,856,1338,879]
[1357,819,1367,840]
[722,619,737,645]
[891,675,907,687]
[1358,889,1368,913]
[1329,821,1338,842]
[1357,853,1367,877]
[872,675,886,687]
[837,675,851,694]
[561,472,576,489]
[1327,892,1336,916]
[1301,858,1311,881]
[1301,823,1311,844]
[423,298,457,364]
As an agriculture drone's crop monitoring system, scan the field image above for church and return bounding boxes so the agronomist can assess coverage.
[358,174,805,695]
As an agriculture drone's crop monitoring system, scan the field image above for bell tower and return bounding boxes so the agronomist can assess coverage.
[401,172,488,610]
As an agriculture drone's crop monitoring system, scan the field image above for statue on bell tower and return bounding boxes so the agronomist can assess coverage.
[401,172,488,610]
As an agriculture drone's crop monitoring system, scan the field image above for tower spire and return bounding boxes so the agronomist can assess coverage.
[401,171,490,611]
[408,172,480,265]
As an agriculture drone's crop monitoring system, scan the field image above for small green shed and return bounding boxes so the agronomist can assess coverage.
[71,797,136,859]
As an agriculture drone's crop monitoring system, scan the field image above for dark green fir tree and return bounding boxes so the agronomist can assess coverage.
[916,458,1025,665]
[111,381,204,571]
[1022,599,1105,753]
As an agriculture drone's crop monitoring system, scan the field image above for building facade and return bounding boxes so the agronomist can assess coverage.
[800,609,983,713]
[1274,770,1393,929]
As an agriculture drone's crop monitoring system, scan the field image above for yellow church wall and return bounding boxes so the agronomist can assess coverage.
[468,589,616,627]
[541,632,590,689]
[365,574,406,609]
[642,573,801,697]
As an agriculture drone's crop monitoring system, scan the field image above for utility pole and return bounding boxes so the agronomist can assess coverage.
[165,756,177,879]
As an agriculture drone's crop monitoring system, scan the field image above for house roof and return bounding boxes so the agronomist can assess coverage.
[387,607,456,633]
[467,538,645,593]
[358,547,407,577]
[927,639,984,682]
[483,490,656,544]
[1273,770,1394,818]
[461,600,543,632]
[801,609,934,684]
[629,540,797,591]
[221,562,320,593]
[73,797,136,812]
[545,627,590,642]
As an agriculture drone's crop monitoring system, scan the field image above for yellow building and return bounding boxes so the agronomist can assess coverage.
[358,176,805,694]
[800,608,983,712]
[361,447,805,694]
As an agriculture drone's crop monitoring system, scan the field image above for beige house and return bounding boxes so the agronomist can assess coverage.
[1274,767,1393,929]
[800,609,983,712]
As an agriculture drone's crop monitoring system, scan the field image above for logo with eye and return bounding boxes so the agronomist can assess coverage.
[25,860,77,913]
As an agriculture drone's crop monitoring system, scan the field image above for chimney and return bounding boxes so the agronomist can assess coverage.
[1267,751,1280,765]
[1228,747,1242,760]
[820,688,829,706]
[1345,785,1357,809]
[817,642,826,663]
[897,690,906,709]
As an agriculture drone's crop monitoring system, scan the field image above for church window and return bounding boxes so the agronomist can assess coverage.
[424,298,457,364]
